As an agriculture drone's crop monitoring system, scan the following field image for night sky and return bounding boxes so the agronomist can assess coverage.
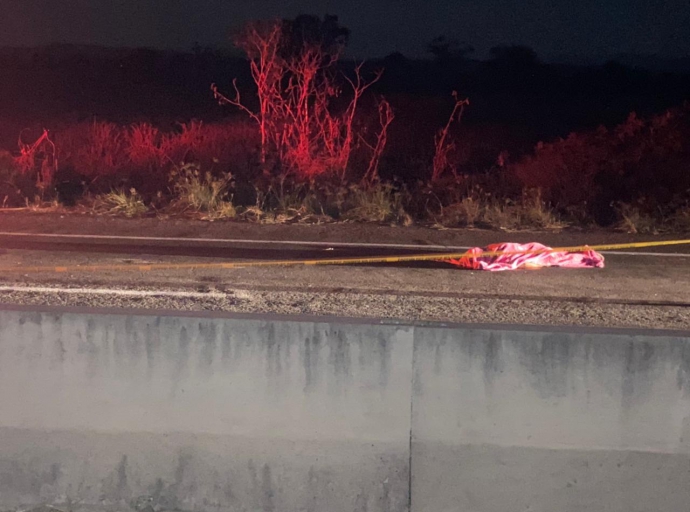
[2,0,690,61]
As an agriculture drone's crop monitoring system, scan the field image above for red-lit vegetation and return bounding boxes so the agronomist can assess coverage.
[3,103,687,231]
[212,18,391,182]
[431,92,470,184]
[511,105,690,228]
[1,16,689,231]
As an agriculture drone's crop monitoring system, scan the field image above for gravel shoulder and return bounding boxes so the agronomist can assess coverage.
[1,283,688,331]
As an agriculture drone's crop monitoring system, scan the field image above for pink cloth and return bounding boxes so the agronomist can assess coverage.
[446,242,605,271]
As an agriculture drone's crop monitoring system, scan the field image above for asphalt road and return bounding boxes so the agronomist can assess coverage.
[0,212,688,330]
[0,232,483,265]
[1,211,689,251]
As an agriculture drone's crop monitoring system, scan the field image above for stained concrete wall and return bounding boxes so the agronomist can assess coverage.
[0,308,413,512]
[0,306,689,512]
[411,327,690,512]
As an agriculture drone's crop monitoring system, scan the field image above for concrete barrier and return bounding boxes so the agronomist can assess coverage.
[0,308,413,512]
[411,326,690,512]
[0,305,688,512]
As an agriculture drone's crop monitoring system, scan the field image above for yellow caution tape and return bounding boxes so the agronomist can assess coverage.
[1,239,689,274]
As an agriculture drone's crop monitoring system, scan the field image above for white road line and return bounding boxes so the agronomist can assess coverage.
[0,285,227,299]
[0,231,464,250]
[600,251,690,257]
[0,231,688,257]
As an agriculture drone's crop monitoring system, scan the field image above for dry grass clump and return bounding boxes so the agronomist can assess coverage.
[436,188,564,231]
[670,204,690,232]
[169,163,236,219]
[342,182,412,225]
[615,203,662,234]
[93,188,148,217]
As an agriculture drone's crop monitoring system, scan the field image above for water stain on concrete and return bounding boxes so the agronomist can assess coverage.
[116,455,130,501]
[0,458,61,499]
[376,332,391,389]
[18,311,42,327]
[621,339,657,407]
[50,315,66,367]
[247,459,274,512]
[143,318,161,376]
[432,333,445,376]
[305,465,336,512]
[124,316,144,362]
[16,312,45,364]
[676,338,690,396]
[482,332,504,390]
[260,322,284,380]
[681,416,690,449]
[197,321,217,376]
[328,328,352,378]
[102,455,131,502]
[133,451,197,512]
[515,333,575,399]
[223,477,237,507]
[455,329,507,386]
[220,321,233,367]
[327,328,352,396]
[83,318,100,379]
[230,325,248,364]
[260,464,275,512]
[302,327,323,392]
[171,326,191,395]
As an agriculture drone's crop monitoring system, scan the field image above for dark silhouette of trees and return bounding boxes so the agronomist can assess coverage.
[485,45,547,97]
[427,36,474,62]
[278,14,350,62]
[489,45,540,67]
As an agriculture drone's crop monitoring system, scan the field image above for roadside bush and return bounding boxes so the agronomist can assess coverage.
[434,186,563,231]
[480,198,524,231]
[509,103,690,224]
[509,128,609,207]
[342,182,412,224]
[671,204,690,232]
[126,123,166,171]
[56,121,128,178]
[0,150,31,207]
[612,196,690,234]
[161,120,259,179]
[439,196,483,227]
[169,163,236,219]
[517,188,565,229]
[93,188,148,217]
[615,202,662,234]
[48,119,259,197]
[238,184,330,224]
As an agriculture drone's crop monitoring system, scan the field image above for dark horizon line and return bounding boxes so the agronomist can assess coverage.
[2,41,690,71]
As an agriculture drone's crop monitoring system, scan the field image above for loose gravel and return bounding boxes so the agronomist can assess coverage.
[1,285,688,330]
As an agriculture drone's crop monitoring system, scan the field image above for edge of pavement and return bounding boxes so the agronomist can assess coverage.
[0,210,688,251]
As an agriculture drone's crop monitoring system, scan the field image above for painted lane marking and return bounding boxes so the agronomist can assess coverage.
[0,231,689,257]
[0,285,226,299]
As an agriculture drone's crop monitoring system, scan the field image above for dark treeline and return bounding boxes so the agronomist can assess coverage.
[1,43,689,126]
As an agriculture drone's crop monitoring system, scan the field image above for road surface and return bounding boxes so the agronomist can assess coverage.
[0,212,688,330]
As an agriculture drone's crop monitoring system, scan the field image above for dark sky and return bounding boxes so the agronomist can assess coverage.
[2,0,690,61]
